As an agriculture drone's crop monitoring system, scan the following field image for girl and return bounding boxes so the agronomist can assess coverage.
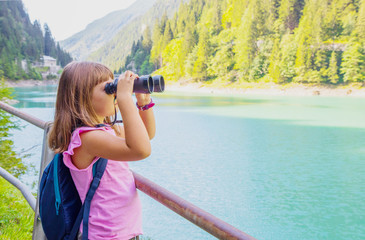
[48,61,156,240]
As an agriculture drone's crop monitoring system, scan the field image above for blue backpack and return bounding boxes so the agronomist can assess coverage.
[39,153,107,240]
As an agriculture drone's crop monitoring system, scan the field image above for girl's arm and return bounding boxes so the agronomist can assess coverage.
[136,93,156,140]
[74,71,151,167]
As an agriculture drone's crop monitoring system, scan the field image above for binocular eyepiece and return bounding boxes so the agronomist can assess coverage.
[105,75,165,94]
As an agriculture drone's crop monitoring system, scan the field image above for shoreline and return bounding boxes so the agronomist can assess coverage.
[5,79,365,97]
[166,81,365,97]
[5,79,58,87]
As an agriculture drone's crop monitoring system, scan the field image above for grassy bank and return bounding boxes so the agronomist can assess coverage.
[0,174,33,239]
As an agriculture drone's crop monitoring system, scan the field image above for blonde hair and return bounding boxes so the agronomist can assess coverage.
[48,61,118,152]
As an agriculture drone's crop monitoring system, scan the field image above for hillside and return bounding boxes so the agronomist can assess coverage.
[60,0,157,61]
[123,0,365,85]
[87,0,188,71]
[0,0,72,80]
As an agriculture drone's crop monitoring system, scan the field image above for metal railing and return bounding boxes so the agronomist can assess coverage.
[0,101,257,240]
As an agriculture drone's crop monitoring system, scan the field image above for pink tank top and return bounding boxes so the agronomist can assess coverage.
[63,126,143,240]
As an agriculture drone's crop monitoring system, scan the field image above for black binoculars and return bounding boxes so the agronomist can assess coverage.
[104,75,165,94]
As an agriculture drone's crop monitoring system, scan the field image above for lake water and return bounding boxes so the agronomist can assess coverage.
[8,85,365,240]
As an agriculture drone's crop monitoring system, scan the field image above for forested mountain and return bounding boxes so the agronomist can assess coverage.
[88,0,189,71]
[0,1,72,80]
[123,0,365,84]
[60,0,157,61]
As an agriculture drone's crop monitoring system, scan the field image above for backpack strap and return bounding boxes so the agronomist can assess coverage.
[68,158,108,240]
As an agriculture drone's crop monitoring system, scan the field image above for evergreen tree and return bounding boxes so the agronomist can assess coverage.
[151,20,164,69]
[207,29,235,80]
[233,1,258,80]
[162,22,173,49]
[276,0,305,34]
[44,24,56,57]
[193,27,210,80]
[356,0,365,42]
[323,0,343,42]
[279,33,297,82]
[176,1,188,34]
[294,0,327,82]
[211,0,223,35]
[341,40,365,82]
[268,38,281,82]
[222,0,249,29]
[328,51,339,84]
[142,26,152,52]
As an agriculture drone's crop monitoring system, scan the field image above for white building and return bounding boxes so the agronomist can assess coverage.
[42,55,60,73]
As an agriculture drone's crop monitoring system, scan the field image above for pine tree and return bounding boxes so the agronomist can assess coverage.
[233,1,258,80]
[211,0,222,35]
[142,26,152,52]
[328,51,339,84]
[356,0,365,42]
[207,29,235,80]
[44,24,56,57]
[277,0,305,34]
[294,0,327,82]
[162,22,173,49]
[341,40,365,82]
[176,1,188,33]
[222,0,249,29]
[193,27,210,80]
[279,33,297,82]
[268,38,281,82]
[151,20,164,69]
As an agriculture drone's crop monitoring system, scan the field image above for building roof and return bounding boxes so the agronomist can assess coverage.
[43,55,56,61]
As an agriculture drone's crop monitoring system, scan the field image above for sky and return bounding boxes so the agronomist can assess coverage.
[22,0,137,41]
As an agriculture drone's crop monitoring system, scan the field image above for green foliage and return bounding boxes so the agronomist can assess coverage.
[0,79,26,177]
[279,33,297,82]
[357,0,365,42]
[0,178,33,239]
[328,51,340,84]
[268,38,281,82]
[249,39,272,81]
[207,29,235,80]
[119,27,154,75]
[233,1,259,80]
[193,27,211,80]
[118,0,365,85]
[0,76,31,238]
[341,40,365,82]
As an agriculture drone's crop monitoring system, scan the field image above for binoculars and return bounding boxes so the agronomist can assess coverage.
[105,75,165,94]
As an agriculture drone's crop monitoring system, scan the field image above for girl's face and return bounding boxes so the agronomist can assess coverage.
[91,78,117,123]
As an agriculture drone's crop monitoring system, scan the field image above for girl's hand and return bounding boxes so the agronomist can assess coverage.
[136,93,151,107]
[117,71,138,96]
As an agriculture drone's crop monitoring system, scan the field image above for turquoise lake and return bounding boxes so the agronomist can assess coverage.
[8,85,365,240]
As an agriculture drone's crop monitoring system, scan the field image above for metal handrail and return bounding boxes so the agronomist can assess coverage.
[0,101,46,129]
[0,101,257,240]
[0,166,36,211]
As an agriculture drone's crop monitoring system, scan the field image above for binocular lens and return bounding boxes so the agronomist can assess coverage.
[134,75,154,93]
[104,74,165,94]
[152,75,165,92]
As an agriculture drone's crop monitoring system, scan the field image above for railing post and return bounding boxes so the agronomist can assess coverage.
[32,122,54,240]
